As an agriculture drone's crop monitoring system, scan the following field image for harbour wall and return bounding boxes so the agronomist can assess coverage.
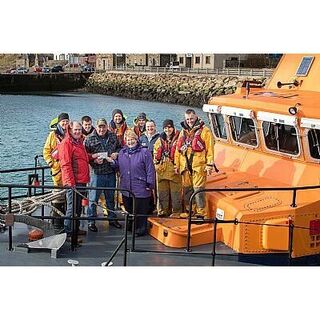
[86,72,268,107]
[0,72,91,93]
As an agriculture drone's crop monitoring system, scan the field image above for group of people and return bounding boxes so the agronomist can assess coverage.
[43,107,214,241]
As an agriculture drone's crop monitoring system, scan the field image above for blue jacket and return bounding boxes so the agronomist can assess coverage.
[115,144,155,198]
[139,132,160,155]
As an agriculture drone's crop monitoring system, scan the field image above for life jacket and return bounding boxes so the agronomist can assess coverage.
[133,125,145,138]
[109,121,128,146]
[51,132,64,160]
[177,124,205,153]
[155,130,180,163]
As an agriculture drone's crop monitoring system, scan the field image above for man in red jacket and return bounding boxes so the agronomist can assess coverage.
[59,121,90,239]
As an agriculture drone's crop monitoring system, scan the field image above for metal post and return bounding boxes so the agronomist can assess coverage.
[71,189,76,251]
[41,168,45,217]
[291,189,297,208]
[8,187,13,251]
[131,197,136,252]
[186,193,195,252]
[211,218,218,266]
[288,217,294,266]
[34,156,38,174]
[123,213,129,266]
[41,168,45,195]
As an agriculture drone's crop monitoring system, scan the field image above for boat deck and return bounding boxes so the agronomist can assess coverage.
[0,217,256,267]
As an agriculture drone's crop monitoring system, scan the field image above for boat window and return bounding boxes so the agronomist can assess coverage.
[209,113,227,139]
[262,122,299,155]
[307,129,320,159]
[229,116,257,146]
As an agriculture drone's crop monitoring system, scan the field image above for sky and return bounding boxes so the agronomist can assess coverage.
[1,1,319,319]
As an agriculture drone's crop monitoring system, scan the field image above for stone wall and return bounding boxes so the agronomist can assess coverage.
[0,72,91,93]
[86,72,268,107]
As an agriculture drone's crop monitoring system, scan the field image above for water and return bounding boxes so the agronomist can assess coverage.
[0,92,207,191]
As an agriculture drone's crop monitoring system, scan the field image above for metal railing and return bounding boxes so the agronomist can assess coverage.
[97,66,274,77]
[2,164,320,266]
[184,185,320,265]
[0,182,137,265]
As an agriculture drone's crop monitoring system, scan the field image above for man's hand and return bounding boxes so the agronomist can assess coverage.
[204,165,213,176]
[110,152,118,160]
[174,167,179,175]
[105,156,114,163]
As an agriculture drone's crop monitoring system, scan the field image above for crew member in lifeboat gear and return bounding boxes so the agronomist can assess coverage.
[175,109,215,218]
[43,112,70,230]
[108,108,128,146]
[43,112,70,186]
[132,112,148,138]
[154,119,182,217]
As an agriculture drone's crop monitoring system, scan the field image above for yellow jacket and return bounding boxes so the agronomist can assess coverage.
[43,131,62,186]
[153,137,176,181]
[174,122,214,174]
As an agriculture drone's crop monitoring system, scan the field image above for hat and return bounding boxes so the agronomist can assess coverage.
[137,112,147,120]
[112,109,124,120]
[96,118,108,126]
[58,113,69,123]
[163,119,174,128]
[49,117,58,130]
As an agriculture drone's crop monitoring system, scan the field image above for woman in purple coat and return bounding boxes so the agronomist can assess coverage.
[108,129,155,236]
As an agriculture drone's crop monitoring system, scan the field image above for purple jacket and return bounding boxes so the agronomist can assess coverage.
[116,144,155,198]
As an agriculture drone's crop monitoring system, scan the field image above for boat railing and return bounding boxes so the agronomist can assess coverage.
[0,182,137,266]
[0,154,50,201]
[184,185,320,265]
[2,165,319,266]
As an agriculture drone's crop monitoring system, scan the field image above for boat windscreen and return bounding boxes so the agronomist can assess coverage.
[229,116,257,146]
[307,129,320,160]
[209,113,227,139]
[262,122,299,155]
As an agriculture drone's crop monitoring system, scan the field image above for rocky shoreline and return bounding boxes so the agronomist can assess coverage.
[86,72,268,107]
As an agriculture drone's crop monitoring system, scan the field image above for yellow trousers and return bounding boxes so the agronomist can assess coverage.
[181,170,207,216]
[157,176,182,216]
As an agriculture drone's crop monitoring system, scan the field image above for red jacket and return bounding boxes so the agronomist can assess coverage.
[58,134,90,187]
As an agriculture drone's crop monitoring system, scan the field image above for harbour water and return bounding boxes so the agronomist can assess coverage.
[0,92,207,188]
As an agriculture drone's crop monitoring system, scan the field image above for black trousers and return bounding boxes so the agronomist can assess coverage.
[122,196,152,235]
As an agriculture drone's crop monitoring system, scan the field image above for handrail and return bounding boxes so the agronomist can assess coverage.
[0,183,136,265]
[0,165,49,174]
[185,184,320,263]
[2,180,320,265]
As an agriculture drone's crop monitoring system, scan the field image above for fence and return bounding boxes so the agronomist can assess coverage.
[97,66,274,77]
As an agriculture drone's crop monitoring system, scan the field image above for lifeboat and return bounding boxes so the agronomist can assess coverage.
[149,54,320,262]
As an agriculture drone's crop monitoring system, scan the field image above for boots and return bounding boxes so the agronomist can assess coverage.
[51,200,65,232]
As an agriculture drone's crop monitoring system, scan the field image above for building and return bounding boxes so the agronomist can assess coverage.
[67,54,80,67]
[126,54,147,66]
[79,54,96,67]
[15,54,29,68]
[176,54,249,69]
[96,54,113,70]
[147,54,176,67]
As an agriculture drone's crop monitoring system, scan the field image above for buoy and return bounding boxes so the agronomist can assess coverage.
[32,178,40,187]
[82,198,89,207]
[28,229,44,241]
